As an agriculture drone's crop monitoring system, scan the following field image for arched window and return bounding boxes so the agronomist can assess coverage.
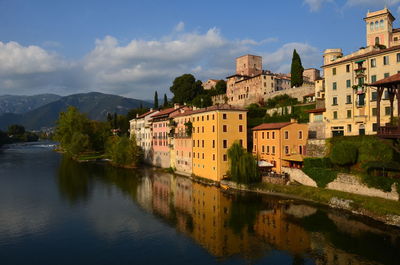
[380,19,384,29]
[370,22,374,31]
[375,21,379,30]
[375,37,380,45]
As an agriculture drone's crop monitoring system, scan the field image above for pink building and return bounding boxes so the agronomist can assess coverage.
[173,109,194,175]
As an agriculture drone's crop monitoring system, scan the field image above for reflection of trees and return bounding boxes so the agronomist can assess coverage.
[228,193,263,234]
[58,156,92,205]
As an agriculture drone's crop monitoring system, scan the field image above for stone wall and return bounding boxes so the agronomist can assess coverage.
[266,84,315,102]
[326,173,399,201]
[262,175,288,185]
[266,106,292,116]
[306,139,328,158]
[282,167,318,187]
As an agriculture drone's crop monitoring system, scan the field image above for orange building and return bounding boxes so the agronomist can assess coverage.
[252,122,308,173]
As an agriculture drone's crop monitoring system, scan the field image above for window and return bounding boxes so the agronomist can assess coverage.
[212,114,215,120]
[385,106,391,116]
[332,82,337,90]
[332,97,338,105]
[223,154,227,161]
[212,126,215,132]
[372,108,377,116]
[223,140,227,148]
[272,146,275,154]
[383,56,389,65]
[262,132,265,139]
[212,154,215,161]
[384,72,390,78]
[371,58,376,67]
[202,116,204,121]
[346,80,351,88]
[380,19,384,29]
[346,64,350,73]
[267,132,270,139]
[262,146,265,153]
[239,125,243,132]
[222,113,227,119]
[371,91,377,101]
[202,140,204,148]
[375,21,379,30]
[266,146,270,154]
[212,140,215,148]
[223,125,227,132]
[299,145,303,155]
[272,132,275,139]
[347,110,351,118]
[284,131,289,139]
[298,131,303,139]
[254,145,257,152]
[397,53,400,63]
[193,140,195,147]
[370,22,374,31]
[384,90,389,99]
[239,114,243,120]
[197,140,199,147]
[333,111,338,119]
[285,146,289,155]
[348,124,352,132]
[333,68,336,75]
[346,95,352,104]
[371,75,377,83]
[375,36,380,45]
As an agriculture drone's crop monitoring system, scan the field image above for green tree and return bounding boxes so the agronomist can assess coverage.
[163,93,168,108]
[154,91,159,109]
[192,94,212,108]
[106,135,143,167]
[290,49,304,87]
[215,80,227,95]
[227,142,259,184]
[170,74,203,104]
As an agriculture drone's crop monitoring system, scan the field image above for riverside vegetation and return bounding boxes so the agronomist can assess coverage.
[0,124,39,147]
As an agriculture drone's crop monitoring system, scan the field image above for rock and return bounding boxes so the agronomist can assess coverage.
[329,197,353,210]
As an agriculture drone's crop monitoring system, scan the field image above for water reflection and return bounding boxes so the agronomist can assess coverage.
[57,156,400,265]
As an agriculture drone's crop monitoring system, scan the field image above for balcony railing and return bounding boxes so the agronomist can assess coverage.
[377,125,400,138]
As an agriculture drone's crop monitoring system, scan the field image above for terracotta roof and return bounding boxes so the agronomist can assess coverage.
[252,122,292,131]
[369,72,400,87]
[175,104,247,118]
[304,92,315,97]
[137,110,157,119]
[305,108,326,113]
[393,28,400,33]
[151,106,183,118]
[323,45,400,68]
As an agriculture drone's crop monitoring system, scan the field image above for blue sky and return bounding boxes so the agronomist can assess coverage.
[0,0,399,99]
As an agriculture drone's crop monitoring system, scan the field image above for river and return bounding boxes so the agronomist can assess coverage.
[0,142,399,265]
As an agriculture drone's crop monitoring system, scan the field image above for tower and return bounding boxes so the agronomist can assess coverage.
[235,54,262,76]
[364,8,395,48]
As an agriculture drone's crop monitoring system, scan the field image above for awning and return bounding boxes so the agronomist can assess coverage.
[282,154,304,162]
[258,160,274,167]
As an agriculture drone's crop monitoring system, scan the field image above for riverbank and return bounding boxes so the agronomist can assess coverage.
[220,180,400,227]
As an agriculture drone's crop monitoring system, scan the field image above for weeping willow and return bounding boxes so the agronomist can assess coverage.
[227,141,259,184]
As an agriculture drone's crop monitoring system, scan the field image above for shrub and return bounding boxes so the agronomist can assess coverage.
[302,166,337,188]
[360,173,398,193]
[330,142,358,167]
[303,157,332,169]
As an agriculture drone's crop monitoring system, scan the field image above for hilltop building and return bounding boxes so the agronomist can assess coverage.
[212,54,316,108]
[322,7,399,138]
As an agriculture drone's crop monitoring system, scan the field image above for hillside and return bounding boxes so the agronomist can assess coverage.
[0,92,152,130]
[0,94,61,114]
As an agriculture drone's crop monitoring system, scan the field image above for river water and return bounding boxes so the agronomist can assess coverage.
[0,142,400,265]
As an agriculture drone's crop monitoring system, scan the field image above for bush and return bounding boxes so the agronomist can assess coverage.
[303,157,332,169]
[360,173,398,193]
[330,142,358,167]
[303,166,337,188]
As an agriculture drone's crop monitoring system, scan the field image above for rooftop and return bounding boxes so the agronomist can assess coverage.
[151,106,183,118]
[136,109,158,119]
[174,104,247,118]
[369,72,400,88]
[252,122,292,131]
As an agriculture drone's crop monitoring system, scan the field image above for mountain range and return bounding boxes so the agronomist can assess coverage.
[0,92,152,130]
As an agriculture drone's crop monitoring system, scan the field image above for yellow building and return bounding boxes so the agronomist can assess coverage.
[252,122,308,173]
[323,7,399,137]
[190,104,247,181]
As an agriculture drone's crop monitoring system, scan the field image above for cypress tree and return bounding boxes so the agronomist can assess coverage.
[163,94,168,108]
[154,91,159,109]
[290,49,304,87]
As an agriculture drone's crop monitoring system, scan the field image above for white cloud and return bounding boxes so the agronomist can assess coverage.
[0,41,65,75]
[262,42,321,73]
[174,21,185,32]
[303,0,333,12]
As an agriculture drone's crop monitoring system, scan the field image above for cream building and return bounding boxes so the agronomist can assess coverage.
[129,109,159,163]
[322,7,399,138]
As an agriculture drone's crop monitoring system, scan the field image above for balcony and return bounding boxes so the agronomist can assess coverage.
[377,125,400,139]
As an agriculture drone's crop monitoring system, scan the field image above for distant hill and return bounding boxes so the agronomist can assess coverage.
[0,92,152,130]
[0,94,61,114]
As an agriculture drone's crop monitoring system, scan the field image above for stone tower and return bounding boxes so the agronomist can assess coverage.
[364,8,395,48]
[235,54,262,76]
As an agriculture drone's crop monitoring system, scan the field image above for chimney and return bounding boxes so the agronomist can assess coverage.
[150,108,153,111]
[290,118,297,123]
[174,103,180,109]
[136,113,139,118]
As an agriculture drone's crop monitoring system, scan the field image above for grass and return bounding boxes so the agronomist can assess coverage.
[248,182,400,217]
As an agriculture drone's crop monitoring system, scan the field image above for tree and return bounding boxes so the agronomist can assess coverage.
[290,49,304,87]
[163,93,168,108]
[215,80,227,95]
[330,142,358,167]
[192,94,212,108]
[106,135,143,167]
[7,124,25,136]
[227,142,259,184]
[170,74,204,104]
[154,91,159,109]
